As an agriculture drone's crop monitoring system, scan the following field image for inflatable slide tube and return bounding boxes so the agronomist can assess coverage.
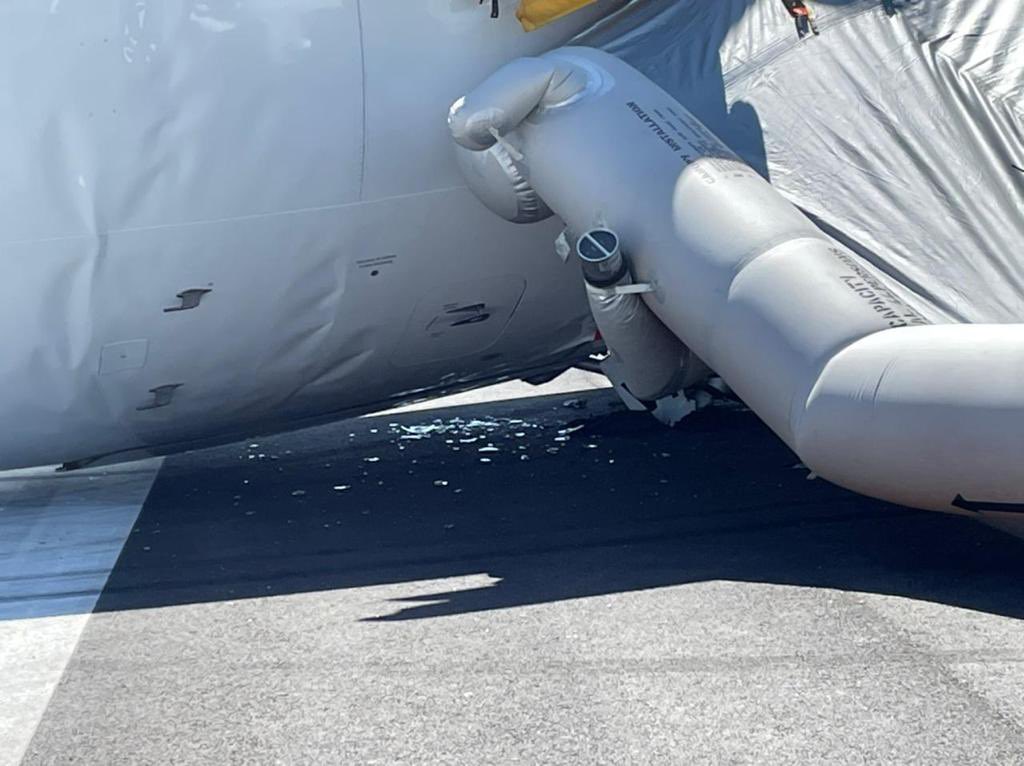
[450,48,1024,513]
[578,230,705,402]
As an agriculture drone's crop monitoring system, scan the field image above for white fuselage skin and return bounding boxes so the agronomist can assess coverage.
[0,1,623,470]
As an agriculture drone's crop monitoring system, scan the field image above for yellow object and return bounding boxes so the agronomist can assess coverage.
[515,0,599,31]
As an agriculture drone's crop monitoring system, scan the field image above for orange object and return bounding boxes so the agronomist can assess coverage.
[515,0,599,31]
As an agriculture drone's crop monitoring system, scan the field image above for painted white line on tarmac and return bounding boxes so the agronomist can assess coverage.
[0,459,163,766]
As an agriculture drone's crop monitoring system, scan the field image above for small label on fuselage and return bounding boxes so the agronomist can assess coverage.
[357,255,397,270]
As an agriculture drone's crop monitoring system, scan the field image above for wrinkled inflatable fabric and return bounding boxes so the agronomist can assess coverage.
[450,0,1024,515]
[578,0,1024,324]
[517,0,599,31]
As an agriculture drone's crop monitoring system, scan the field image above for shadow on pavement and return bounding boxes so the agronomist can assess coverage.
[93,389,1024,621]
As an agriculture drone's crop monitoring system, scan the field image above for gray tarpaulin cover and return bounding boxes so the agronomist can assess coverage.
[577,0,1024,323]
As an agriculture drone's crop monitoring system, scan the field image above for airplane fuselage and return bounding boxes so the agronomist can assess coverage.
[0,1,623,469]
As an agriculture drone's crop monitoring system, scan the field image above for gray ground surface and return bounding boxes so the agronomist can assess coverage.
[11,380,1024,764]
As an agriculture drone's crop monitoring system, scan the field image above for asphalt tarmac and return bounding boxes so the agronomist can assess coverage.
[4,374,1024,764]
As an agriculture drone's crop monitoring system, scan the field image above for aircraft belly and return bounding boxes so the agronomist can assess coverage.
[0,0,622,469]
[0,188,594,470]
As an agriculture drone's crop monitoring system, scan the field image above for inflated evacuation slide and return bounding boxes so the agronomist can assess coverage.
[450,0,1024,514]
[578,0,1024,324]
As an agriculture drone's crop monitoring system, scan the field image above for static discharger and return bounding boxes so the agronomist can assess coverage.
[164,288,212,313]
[137,384,184,411]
